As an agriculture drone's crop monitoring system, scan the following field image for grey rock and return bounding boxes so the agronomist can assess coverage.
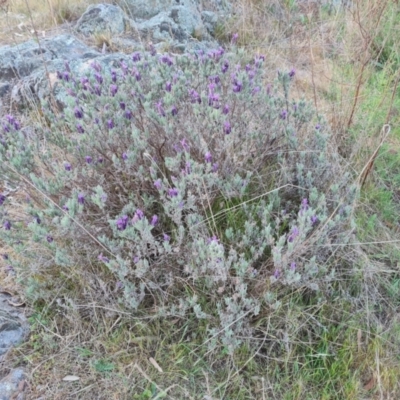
[0,0,232,111]
[118,0,187,20]
[135,12,187,43]
[75,4,128,37]
[0,34,101,110]
[0,368,26,400]
[118,0,231,20]
[0,311,24,356]
[0,34,100,83]
[0,292,28,400]
[0,294,28,357]
[201,11,218,35]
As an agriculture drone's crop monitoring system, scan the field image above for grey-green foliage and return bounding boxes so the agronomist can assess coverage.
[0,43,356,353]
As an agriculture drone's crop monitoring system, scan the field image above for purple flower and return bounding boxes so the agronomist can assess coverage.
[74,107,83,119]
[0,194,6,206]
[149,43,157,56]
[117,215,129,231]
[168,188,178,197]
[78,193,85,205]
[119,102,126,110]
[290,262,296,271]
[111,70,117,83]
[120,61,128,75]
[301,198,309,211]
[154,179,162,190]
[280,110,287,120]
[131,209,144,224]
[132,68,141,81]
[205,152,212,163]
[315,124,321,130]
[208,93,220,108]
[212,162,218,172]
[98,253,109,263]
[110,84,118,97]
[273,269,280,279]
[62,205,69,212]
[252,86,261,95]
[311,215,318,225]
[222,104,229,115]
[80,76,89,86]
[91,61,101,72]
[94,85,102,96]
[288,226,299,243]
[132,52,141,62]
[122,152,128,160]
[46,235,53,243]
[163,233,170,242]
[189,89,201,104]
[160,54,173,66]
[155,101,165,117]
[77,124,84,134]
[136,209,144,219]
[94,73,103,84]
[171,105,178,116]
[209,75,221,85]
[221,60,229,74]
[231,33,239,44]
[3,220,11,230]
[150,215,158,226]
[85,156,92,164]
[232,79,242,93]
[63,71,70,82]
[35,216,41,224]
[208,82,216,94]
[107,119,114,129]
[255,54,265,67]
[289,68,296,78]
[223,121,231,134]
[97,157,103,164]
[184,161,191,175]
[124,110,133,120]
[165,81,172,92]
[207,235,219,244]
[180,138,189,151]
[13,120,20,131]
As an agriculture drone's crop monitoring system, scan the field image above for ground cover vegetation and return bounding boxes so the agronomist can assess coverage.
[1,0,400,398]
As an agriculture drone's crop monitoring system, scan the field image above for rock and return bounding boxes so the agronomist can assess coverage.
[0,34,101,110]
[0,292,28,400]
[0,34,100,82]
[201,11,218,35]
[0,0,232,111]
[0,310,25,356]
[118,0,183,20]
[0,368,26,400]
[118,0,231,20]
[75,4,129,37]
[135,12,188,43]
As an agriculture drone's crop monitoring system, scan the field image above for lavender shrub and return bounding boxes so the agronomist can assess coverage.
[0,40,357,353]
